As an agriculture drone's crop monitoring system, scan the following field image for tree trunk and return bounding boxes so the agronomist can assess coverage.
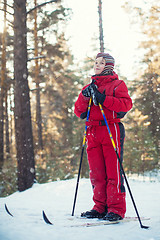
[98,0,104,52]
[14,0,35,191]
[0,0,7,170]
[0,89,4,171]
[5,91,10,156]
[34,0,43,151]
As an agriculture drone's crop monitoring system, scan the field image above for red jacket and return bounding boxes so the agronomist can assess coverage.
[74,72,132,122]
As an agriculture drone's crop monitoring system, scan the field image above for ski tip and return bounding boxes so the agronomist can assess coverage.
[42,211,53,225]
[5,204,14,217]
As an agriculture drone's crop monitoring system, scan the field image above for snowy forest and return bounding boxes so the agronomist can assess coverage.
[0,0,159,197]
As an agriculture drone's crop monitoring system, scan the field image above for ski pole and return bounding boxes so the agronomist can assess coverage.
[71,98,92,216]
[99,103,149,229]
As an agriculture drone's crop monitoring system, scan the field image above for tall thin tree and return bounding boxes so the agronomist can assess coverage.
[98,0,104,52]
[34,0,43,151]
[0,0,7,170]
[14,0,35,191]
[5,89,10,157]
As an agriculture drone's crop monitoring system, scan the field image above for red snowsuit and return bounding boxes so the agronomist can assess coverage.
[74,72,132,218]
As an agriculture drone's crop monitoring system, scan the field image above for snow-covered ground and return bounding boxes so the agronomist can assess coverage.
[0,177,160,240]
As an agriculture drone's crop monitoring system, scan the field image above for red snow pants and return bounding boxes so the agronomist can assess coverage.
[86,122,126,218]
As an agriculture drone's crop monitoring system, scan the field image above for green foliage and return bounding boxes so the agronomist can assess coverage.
[27,0,88,185]
[122,1,160,174]
[124,112,159,174]
[0,158,17,197]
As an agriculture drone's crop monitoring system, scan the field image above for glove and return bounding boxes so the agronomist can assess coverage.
[90,84,106,106]
[82,79,96,98]
[82,85,92,98]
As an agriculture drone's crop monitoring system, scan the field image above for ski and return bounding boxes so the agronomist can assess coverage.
[5,204,54,225]
[42,210,150,227]
[42,211,53,225]
[68,216,149,221]
[4,204,149,228]
[69,217,149,227]
[5,204,14,217]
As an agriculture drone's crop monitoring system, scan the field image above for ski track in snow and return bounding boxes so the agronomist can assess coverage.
[0,178,160,240]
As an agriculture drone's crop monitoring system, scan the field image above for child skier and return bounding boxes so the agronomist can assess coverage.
[74,53,132,221]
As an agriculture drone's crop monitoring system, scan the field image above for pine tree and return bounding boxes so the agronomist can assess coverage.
[0,0,7,170]
[123,1,160,173]
[134,4,160,161]
[14,0,35,191]
[27,2,82,182]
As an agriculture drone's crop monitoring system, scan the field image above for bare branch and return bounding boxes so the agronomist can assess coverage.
[27,0,59,15]
[0,15,14,27]
[0,8,13,15]
[6,18,13,26]
[1,2,13,9]
[30,87,43,92]
[28,56,46,61]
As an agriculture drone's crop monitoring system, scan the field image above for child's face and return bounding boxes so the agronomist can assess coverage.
[94,57,105,75]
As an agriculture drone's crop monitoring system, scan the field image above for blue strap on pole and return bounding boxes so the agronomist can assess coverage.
[82,98,92,147]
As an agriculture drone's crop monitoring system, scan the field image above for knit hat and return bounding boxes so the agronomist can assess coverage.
[96,52,115,75]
